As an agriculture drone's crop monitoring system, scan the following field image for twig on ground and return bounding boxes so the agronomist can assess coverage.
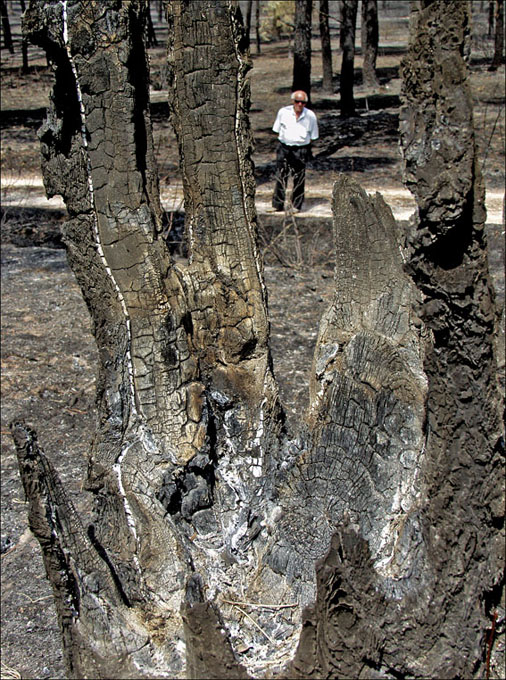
[229,604,276,644]
[287,208,303,265]
[222,598,298,610]
[1,661,22,679]
[482,106,504,171]
[19,592,53,604]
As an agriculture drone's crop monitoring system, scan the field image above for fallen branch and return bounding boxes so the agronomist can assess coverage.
[0,661,21,680]
[222,598,298,610]
[230,605,276,645]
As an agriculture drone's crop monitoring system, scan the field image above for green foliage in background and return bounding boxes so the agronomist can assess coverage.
[259,0,295,41]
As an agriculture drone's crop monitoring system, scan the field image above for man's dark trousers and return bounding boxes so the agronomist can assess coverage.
[272,142,310,211]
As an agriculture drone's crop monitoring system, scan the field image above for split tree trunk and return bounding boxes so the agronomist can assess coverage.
[14,1,503,678]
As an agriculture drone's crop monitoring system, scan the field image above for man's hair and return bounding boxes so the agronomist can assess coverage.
[291,91,308,102]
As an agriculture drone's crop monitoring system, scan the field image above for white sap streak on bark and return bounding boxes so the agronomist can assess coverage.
[229,2,267,304]
[113,443,141,573]
[61,0,138,419]
[61,0,142,567]
[250,397,267,477]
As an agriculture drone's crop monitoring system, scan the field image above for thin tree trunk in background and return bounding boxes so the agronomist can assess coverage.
[488,0,495,36]
[255,0,261,53]
[1,0,14,53]
[292,0,313,97]
[244,0,253,50]
[361,0,379,88]
[20,0,28,73]
[339,0,358,116]
[489,0,504,69]
[319,0,333,91]
[145,0,157,46]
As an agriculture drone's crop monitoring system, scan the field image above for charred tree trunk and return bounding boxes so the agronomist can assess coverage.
[361,0,379,88]
[319,0,333,92]
[339,0,358,116]
[244,0,253,50]
[488,0,495,37]
[397,5,504,672]
[15,1,503,678]
[292,0,313,97]
[145,0,158,47]
[20,0,29,73]
[0,0,14,53]
[255,0,261,54]
[489,0,505,70]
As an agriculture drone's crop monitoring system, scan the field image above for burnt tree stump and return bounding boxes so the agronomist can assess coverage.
[12,1,503,678]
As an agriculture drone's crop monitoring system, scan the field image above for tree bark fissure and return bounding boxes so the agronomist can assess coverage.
[14,1,504,678]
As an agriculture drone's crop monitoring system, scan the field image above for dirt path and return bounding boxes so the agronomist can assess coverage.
[2,174,504,223]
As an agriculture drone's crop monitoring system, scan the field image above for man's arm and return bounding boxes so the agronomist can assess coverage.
[272,108,282,134]
[310,111,319,140]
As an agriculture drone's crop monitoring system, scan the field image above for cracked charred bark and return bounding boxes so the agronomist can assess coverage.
[13,1,503,678]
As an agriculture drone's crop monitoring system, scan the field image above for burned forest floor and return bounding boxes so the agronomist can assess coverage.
[1,6,505,679]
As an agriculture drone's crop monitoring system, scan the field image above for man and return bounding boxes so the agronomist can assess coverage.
[271,90,319,212]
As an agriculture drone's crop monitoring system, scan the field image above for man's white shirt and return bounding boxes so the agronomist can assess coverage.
[272,105,319,146]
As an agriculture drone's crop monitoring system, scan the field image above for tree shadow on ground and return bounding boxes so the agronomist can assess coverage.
[0,108,46,127]
[311,155,397,173]
[316,110,399,156]
[254,155,397,184]
[310,93,401,113]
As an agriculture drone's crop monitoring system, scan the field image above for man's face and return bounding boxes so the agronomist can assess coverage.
[293,96,306,112]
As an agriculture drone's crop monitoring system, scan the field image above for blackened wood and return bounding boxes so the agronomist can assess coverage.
[292,0,313,97]
[339,0,358,116]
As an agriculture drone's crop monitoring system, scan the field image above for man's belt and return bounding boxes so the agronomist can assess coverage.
[279,141,311,148]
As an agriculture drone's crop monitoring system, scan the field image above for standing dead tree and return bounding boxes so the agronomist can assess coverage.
[243,0,253,50]
[0,0,14,53]
[319,0,333,92]
[339,0,358,116]
[292,0,313,97]
[489,0,505,70]
[361,0,379,88]
[13,1,503,678]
